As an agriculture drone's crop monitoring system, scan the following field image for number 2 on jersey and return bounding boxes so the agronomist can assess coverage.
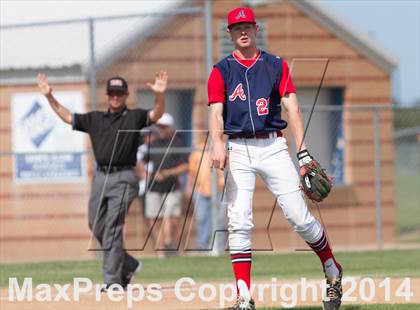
[256,98,269,116]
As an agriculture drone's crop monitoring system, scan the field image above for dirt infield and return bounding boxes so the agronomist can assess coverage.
[1,277,419,310]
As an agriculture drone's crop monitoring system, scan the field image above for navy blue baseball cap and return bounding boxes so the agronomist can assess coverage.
[106,76,128,94]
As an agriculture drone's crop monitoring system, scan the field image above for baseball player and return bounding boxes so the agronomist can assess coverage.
[37,71,168,290]
[208,7,342,310]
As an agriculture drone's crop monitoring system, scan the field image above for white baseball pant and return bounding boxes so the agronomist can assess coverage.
[225,136,324,252]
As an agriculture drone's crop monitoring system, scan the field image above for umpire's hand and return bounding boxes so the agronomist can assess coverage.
[37,73,52,96]
[147,70,168,94]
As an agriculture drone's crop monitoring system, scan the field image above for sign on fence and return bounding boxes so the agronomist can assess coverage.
[11,91,86,182]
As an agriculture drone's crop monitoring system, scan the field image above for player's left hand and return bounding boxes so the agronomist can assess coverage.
[147,70,168,94]
[297,150,332,202]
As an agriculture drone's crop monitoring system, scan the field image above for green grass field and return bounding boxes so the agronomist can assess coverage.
[394,107,419,239]
[394,138,419,238]
[394,108,420,130]
[1,250,419,309]
[1,249,418,287]
[396,174,420,235]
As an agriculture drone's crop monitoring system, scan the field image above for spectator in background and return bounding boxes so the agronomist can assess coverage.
[142,113,188,257]
[187,136,226,254]
[136,130,158,213]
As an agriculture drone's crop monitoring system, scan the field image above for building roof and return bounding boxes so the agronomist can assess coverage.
[289,0,397,73]
[244,0,397,72]
[0,1,187,84]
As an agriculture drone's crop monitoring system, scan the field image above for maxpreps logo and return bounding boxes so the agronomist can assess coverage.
[20,101,55,148]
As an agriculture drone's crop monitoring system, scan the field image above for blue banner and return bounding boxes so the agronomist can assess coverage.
[15,153,84,181]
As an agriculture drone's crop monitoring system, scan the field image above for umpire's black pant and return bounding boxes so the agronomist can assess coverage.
[88,168,139,285]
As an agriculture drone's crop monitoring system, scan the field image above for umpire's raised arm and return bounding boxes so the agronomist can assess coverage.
[37,73,72,124]
[147,70,168,124]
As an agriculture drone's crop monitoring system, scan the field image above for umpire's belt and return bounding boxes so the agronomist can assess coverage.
[96,165,134,173]
[228,130,283,140]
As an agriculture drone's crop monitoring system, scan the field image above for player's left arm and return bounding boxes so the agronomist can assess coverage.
[147,70,168,123]
[281,93,307,152]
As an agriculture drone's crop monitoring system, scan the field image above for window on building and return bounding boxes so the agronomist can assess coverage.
[136,89,194,147]
[293,87,345,184]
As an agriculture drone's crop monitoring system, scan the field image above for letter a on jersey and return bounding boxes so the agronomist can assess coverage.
[229,83,247,102]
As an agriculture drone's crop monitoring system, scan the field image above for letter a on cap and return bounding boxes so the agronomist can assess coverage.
[227,7,256,28]
[236,9,246,20]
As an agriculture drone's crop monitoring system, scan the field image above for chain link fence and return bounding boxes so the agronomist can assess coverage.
[393,107,420,242]
[299,105,419,247]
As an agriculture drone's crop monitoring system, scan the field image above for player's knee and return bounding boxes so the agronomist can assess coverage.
[228,217,253,232]
[291,216,313,231]
[284,210,311,231]
[293,218,322,242]
[227,208,253,231]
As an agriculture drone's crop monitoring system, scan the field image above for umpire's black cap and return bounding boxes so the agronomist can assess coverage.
[106,76,128,94]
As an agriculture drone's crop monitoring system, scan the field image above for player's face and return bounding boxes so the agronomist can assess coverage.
[107,90,128,112]
[228,22,258,49]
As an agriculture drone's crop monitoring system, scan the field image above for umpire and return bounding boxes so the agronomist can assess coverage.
[37,71,168,289]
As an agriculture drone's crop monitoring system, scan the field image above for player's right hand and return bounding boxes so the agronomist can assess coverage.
[211,141,226,170]
[37,73,52,96]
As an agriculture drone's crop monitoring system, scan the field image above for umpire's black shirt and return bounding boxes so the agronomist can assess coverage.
[73,107,149,166]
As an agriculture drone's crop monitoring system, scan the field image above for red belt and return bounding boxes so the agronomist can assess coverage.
[229,130,283,140]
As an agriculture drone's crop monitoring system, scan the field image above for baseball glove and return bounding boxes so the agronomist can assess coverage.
[297,150,332,202]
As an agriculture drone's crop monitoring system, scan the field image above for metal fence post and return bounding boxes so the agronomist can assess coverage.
[204,0,213,81]
[88,18,97,110]
[204,0,220,254]
[373,107,383,249]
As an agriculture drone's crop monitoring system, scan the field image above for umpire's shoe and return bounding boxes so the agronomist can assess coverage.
[122,260,142,289]
[100,284,123,293]
[323,265,343,310]
[226,297,256,310]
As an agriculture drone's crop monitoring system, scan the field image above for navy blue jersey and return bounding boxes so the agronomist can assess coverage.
[215,51,288,136]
